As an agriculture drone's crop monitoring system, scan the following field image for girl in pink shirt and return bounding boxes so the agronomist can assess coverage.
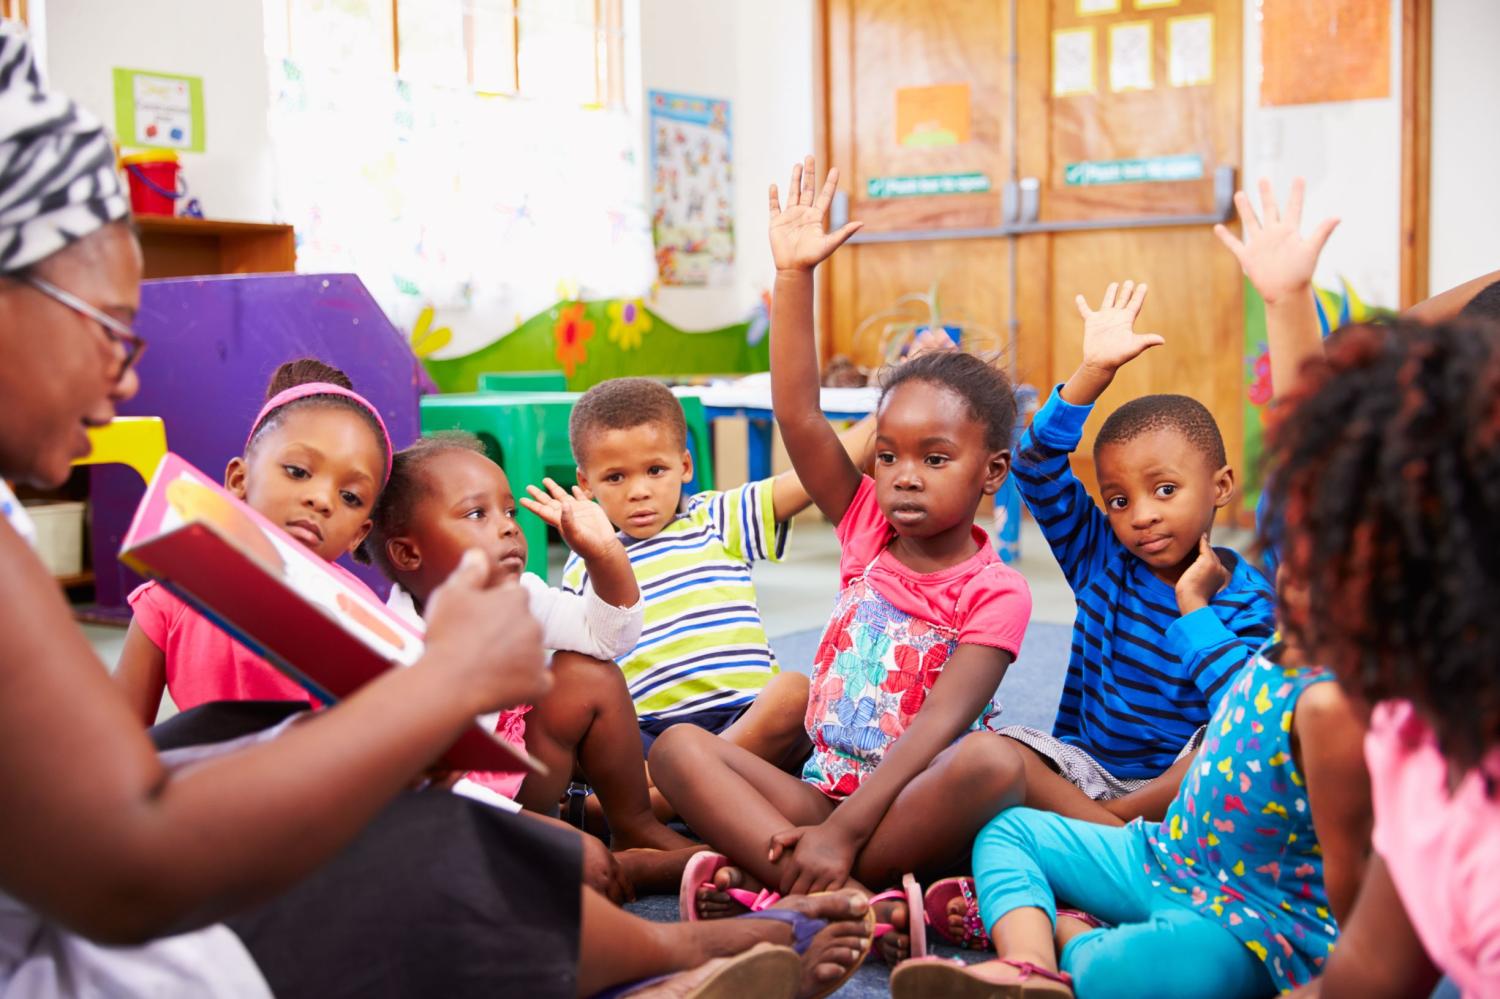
[115,358,393,722]
[651,160,1032,970]
[1267,319,1500,998]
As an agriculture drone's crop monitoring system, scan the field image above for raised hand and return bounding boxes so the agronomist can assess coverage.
[1175,535,1230,615]
[1076,280,1163,375]
[768,154,863,272]
[1214,177,1339,305]
[519,477,619,562]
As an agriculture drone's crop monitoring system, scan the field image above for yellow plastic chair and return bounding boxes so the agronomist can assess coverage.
[74,417,168,483]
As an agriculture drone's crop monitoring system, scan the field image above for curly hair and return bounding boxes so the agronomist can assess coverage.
[1095,394,1227,468]
[569,377,687,464]
[879,351,1017,452]
[354,431,486,575]
[246,358,390,481]
[1266,318,1500,775]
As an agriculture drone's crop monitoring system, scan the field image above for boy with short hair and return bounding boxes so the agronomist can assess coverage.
[1005,280,1275,818]
[563,377,863,773]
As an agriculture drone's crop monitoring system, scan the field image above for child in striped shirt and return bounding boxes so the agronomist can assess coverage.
[1004,280,1275,820]
[562,378,869,779]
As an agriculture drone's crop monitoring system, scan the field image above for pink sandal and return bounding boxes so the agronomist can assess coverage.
[677,852,782,922]
[922,876,991,950]
[891,956,1074,997]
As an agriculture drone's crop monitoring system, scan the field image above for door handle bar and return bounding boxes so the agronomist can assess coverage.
[832,165,1236,244]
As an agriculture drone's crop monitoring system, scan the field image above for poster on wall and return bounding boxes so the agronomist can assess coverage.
[113,69,205,152]
[1260,0,1390,106]
[895,84,971,148]
[1167,14,1214,87]
[1052,28,1096,97]
[648,91,734,287]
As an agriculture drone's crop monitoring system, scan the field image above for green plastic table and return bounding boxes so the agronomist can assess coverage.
[420,391,715,578]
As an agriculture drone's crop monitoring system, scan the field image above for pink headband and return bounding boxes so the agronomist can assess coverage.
[247,382,393,482]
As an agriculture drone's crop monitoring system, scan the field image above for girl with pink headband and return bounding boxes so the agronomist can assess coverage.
[115,358,394,722]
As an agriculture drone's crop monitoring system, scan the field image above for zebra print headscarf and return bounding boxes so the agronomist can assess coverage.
[0,21,128,274]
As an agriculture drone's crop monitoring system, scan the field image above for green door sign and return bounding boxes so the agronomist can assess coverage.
[867,172,991,198]
[1063,155,1204,186]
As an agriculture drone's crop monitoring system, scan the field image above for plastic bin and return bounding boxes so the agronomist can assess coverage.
[26,500,86,576]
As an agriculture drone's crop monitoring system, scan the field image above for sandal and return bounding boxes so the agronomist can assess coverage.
[591,941,801,999]
[678,852,782,922]
[923,876,992,950]
[891,956,1074,998]
[869,873,925,961]
[733,893,878,999]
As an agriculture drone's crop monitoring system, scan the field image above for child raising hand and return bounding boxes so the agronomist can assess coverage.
[650,156,1032,965]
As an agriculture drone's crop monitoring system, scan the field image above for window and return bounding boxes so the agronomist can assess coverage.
[272,0,624,106]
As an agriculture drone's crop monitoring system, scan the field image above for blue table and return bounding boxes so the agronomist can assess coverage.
[682,384,879,483]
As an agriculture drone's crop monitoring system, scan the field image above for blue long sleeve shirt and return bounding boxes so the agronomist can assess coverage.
[1012,387,1276,779]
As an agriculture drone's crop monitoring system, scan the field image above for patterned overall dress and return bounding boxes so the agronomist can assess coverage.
[801,560,1001,799]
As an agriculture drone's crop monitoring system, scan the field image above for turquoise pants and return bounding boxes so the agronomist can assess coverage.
[972,808,1272,999]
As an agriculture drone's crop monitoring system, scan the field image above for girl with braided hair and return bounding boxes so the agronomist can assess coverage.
[1267,319,1500,998]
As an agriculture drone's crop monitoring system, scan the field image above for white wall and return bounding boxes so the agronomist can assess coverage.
[1241,0,1404,309]
[40,0,276,222]
[639,0,816,331]
[1430,0,1500,295]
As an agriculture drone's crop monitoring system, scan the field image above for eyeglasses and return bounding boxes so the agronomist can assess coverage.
[19,273,146,379]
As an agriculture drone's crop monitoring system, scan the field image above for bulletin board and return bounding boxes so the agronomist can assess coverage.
[1259,0,1391,106]
[648,90,734,287]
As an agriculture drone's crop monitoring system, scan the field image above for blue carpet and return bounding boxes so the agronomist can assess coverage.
[628,621,1074,996]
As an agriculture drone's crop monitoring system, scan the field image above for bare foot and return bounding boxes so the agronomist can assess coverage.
[765,890,874,999]
[946,894,968,942]
[696,864,765,919]
[617,845,712,895]
[872,896,910,965]
[610,815,699,853]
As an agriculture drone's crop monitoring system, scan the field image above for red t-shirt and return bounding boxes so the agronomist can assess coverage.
[127,569,376,710]
[836,475,1031,654]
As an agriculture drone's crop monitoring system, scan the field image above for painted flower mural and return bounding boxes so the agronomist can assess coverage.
[606,298,653,351]
[553,303,595,377]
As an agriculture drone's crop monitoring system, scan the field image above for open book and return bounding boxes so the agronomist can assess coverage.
[121,453,542,776]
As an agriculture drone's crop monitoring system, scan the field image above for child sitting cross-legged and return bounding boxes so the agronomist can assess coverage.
[650,157,1033,967]
[892,561,1372,998]
[360,432,707,896]
[560,379,874,785]
[995,281,1277,825]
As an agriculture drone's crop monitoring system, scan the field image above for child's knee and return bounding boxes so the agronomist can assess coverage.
[645,722,712,778]
[755,671,810,724]
[547,652,628,698]
[949,732,1026,800]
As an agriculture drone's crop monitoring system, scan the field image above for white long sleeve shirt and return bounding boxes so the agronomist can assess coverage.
[385,571,643,661]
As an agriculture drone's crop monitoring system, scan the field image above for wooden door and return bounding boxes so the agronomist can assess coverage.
[823,0,1019,367]
[823,0,1244,512]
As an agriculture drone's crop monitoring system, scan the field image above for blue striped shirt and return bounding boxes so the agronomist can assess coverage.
[1014,388,1275,779]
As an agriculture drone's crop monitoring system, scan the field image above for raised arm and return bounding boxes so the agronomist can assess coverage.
[1215,178,1339,404]
[0,528,548,945]
[520,477,639,609]
[1060,280,1162,406]
[769,155,865,525]
[1403,266,1500,324]
[769,413,877,522]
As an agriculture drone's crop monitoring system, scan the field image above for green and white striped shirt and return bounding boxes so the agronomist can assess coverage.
[561,479,788,721]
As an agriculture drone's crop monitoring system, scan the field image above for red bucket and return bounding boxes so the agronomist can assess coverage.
[121,152,184,216]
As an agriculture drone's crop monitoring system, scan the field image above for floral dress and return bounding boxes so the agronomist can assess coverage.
[801,563,1001,799]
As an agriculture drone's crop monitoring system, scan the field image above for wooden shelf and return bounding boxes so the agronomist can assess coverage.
[135,216,296,279]
[54,570,94,589]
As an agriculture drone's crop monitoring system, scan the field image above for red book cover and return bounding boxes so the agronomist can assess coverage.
[121,453,541,776]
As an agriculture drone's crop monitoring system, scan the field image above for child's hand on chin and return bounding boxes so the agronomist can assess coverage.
[1175,535,1230,615]
[520,477,621,563]
[423,548,551,712]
